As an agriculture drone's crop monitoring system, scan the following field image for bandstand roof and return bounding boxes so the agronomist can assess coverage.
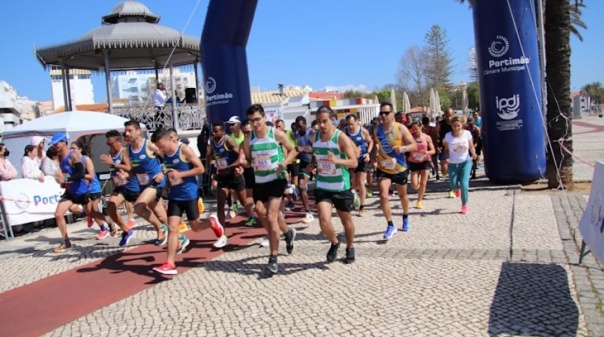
[34,1,201,71]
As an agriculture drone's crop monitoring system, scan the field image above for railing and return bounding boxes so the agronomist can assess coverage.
[111,104,206,131]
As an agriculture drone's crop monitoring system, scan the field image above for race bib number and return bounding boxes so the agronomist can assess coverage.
[215,158,228,169]
[413,152,426,161]
[253,155,272,172]
[317,160,336,176]
[452,142,468,154]
[381,158,397,170]
[112,175,127,187]
[169,176,183,186]
[136,173,150,185]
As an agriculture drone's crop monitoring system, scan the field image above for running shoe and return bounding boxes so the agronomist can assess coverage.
[448,190,456,198]
[326,241,340,262]
[177,235,190,254]
[259,238,270,247]
[109,223,118,237]
[198,197,205,213]
[416,200,423,209]
[153,262,177,275]
[359,208,366,217]
[244,217,257,227]
[126,218,137,230]
[301,211,314,224]
[290,185,298,201]
[96,230,109,240]
[53,243,72,253]
[383,224,396,239]
[461,205,468,214]
[285,228,296,254]
[213,235,228,248]
[119,230,134,247]
[353,191,361,210]
[178,221,188,233]
[154,225,168,246]
[232,203,239,214]
[86,216,93,228]
[209,214,224,237]
[455,189,461,198]
[344,248,355,264]
[367,189,374,198]
[285,202,295,212]
[402,217,410,232]
[266,256,278,274]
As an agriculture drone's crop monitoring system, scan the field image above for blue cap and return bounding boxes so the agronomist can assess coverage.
[49,133,68,146]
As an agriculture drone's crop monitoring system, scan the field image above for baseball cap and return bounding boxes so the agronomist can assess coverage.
[49,133,68,146]
[227,116,241,124]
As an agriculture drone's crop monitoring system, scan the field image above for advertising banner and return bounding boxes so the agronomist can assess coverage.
[200,0,258,125]
[0,178,64,226]
[470,0,546,183]
[579,161,604,264]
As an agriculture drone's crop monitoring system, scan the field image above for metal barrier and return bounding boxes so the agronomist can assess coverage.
[111,104,206,131]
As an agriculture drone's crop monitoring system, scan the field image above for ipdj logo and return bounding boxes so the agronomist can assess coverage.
[488,36,509,58]
[205,77,217,95]
[495,94,520,120]
[14,193,30,210]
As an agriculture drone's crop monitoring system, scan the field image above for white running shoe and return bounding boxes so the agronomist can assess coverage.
[259,238,270,247]
[213,235,228,248]
[301,212,314,224]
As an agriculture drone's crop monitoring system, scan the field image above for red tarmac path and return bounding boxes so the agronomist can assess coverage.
[0,213,308,337]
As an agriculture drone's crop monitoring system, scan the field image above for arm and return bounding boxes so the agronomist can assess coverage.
[467,132,477,159]
[425,136,436,156]
[362,127,373,162]
[67,151,85,182]
[119,148,133,172]
[331,132,358,169]
[0,159,18,180]
[83,157,96,182]
[167,145,205,181]
[394,124,417,154]
[219,137,241,171]
[274,129,298,172]
[242,135,252,167]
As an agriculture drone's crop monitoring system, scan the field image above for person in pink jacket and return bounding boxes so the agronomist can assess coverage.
[0,143,17,181]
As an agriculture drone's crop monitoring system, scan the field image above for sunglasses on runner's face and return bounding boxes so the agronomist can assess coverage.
[379,111,392,116]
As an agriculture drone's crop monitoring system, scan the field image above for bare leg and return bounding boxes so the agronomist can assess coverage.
[378,178,393,222]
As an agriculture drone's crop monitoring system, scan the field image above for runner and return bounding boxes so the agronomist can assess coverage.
[242,104,298,274]
[276,119,299,211]
[422,116,440,180]
[465,117,481,179]
[344,114,373,216]
[151,127,226,275]
[99,130,139,246]
[374,102,417,239]
[227,116,245,215]
[443,116,478,214]
[49,133,90,253]
[436,108,455,197]
[407,120,436,209]
[365,117,380,198]
[311,106,358,263]
[295,116,315,223]
[240,119,257,225]
[209,121,255,229]
[122,120,171,246]
[69,140,116,240]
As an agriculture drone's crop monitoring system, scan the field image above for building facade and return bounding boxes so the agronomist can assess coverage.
[50,66,95,110]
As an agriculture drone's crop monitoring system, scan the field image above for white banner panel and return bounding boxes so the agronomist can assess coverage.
[579,161,604,264]
[0,177,64,226]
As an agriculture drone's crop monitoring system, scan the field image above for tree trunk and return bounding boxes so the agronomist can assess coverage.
[545,0,573,189]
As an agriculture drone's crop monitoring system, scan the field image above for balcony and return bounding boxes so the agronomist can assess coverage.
[110,104,205,131]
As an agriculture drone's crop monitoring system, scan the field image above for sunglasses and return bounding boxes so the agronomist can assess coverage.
[379,111,392,116]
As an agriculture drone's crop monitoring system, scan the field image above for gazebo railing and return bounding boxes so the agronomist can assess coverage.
[111,104,206,131]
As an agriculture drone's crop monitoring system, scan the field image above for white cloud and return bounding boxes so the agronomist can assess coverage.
[321,84,368,93]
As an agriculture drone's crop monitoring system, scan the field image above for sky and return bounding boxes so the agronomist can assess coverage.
[0,0,602,103]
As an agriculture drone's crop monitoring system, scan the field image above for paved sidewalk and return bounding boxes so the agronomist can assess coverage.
[0,118,601,336]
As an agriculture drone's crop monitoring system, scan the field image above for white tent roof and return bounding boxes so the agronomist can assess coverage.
[1,110,143,139]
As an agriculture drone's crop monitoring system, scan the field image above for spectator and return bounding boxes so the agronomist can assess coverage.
[0,143,17,181]
[31,136,46,167]
[41,146,61,176]
[21,145,44,182]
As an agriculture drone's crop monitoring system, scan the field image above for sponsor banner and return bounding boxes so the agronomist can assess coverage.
[579,161,604,264]
[201,0,259,125]
[0,178,64,226]
[471,0,546,183]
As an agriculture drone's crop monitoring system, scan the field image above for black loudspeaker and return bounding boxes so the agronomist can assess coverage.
[185,88,197,103]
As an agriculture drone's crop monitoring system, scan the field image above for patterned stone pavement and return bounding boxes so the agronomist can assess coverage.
[0,117,602,336]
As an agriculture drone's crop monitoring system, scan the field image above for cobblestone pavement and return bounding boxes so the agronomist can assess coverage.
[0,188,589,337]
[0,118,601,336]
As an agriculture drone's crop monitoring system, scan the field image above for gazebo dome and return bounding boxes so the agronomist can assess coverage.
[102,1,160,24]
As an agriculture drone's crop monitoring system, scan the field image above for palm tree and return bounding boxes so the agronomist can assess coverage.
[456,0,585,188]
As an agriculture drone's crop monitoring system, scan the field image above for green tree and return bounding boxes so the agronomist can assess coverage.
[343,89,365,99]
[466,82,480,111]
[580,81,603,105]
[424,25,453,88]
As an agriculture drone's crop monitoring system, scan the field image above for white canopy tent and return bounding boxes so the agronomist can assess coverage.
[1,110,145,178]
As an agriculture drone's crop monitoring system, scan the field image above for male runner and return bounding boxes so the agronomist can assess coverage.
[295,116,315,223]
[344,114,373,216]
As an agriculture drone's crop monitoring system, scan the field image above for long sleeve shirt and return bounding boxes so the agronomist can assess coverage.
[41,157,60,176]
[0,158,18,181]
[21,156,44,180]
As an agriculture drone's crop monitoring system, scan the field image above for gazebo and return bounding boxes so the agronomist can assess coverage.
[34,0,203,130]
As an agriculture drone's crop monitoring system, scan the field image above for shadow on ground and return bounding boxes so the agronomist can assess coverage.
[488,262,579,337]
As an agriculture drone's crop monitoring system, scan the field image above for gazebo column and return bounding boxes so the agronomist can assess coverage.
[65,68,73,111]
[103,49,114,114]
[60,63,69,111]
[194,60,200,105]
[169,60,179,130]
